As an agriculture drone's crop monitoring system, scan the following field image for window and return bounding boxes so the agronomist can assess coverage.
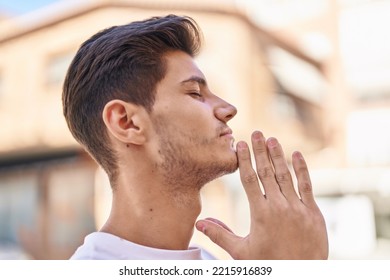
[46,52,74,87]
[0,171,39,259]
[266,46,327,105]
[0,151,96,259]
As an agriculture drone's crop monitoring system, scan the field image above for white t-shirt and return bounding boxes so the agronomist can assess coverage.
[70,232,216,260]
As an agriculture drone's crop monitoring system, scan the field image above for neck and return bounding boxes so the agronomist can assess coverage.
[100,178,202,250]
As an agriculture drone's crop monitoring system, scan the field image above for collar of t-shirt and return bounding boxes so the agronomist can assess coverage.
[72,231,216,260]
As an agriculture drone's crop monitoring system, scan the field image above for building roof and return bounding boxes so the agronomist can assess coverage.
[0,0,320,69]
[0,0,236,42]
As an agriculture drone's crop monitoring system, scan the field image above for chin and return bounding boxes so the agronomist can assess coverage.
[226,157,239,174]
[198,154,238,186]
[219,152,239,175]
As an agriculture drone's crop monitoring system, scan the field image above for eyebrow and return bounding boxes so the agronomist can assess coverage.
[180,75,207,86]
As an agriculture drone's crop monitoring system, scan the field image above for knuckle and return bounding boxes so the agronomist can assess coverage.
[242,172,258,184]
[276,171,291,183]
[305,212,324,231]
[257,166,274,179]
[279,201,290,213]
[238,149,250,160]
[300,181,312,193]
[269,201,290,217]
[296,165,308,174]
[292,204,305,217]
[270,149,283,159]
[252,143,266,154]
[282,204,304,221]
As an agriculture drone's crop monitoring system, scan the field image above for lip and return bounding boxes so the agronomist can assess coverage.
[220,128,233,137]
[220,128,235,150]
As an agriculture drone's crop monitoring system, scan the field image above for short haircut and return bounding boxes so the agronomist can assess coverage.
[62,15,202,186]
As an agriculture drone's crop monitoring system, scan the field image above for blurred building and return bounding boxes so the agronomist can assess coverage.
[0,0,389,259]
[237,0,390,259]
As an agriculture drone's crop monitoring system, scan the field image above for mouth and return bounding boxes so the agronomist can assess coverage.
[219,128,233,137]
[219,128,235,150]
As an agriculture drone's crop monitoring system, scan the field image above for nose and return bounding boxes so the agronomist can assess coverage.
[214,99,237,123]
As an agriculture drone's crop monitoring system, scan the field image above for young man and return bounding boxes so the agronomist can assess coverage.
[63,15,328,260]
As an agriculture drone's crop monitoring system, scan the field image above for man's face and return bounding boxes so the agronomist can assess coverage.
[150,51,238,190]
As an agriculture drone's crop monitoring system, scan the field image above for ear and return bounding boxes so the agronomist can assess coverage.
[102,99,147,145]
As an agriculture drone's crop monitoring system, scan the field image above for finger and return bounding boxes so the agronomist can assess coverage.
[292,151,317,208]
[205,217,234,233]
[237,141,264,208]
[196,219,240,256]
[267,137,298,201]
[251,131,280,197]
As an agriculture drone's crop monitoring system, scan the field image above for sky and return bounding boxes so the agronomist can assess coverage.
[0,0,59,16]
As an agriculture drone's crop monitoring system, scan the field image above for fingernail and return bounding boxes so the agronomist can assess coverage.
[293,151,303,159]
[268,137,278,148]
[196,221,206,233]
[237,141,247,150]
[253,131,262,140]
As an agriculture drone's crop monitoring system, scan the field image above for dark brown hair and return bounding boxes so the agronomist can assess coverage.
[62,15,202,186]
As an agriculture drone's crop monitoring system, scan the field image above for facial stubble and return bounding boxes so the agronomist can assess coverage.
[154,120,238,193]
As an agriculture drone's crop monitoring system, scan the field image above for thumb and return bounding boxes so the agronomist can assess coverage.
[196,218,240,255]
